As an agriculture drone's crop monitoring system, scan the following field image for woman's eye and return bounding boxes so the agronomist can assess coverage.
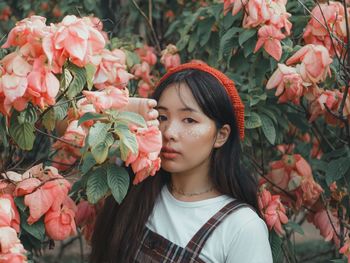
[183,118,196,124]
[158,115,167,122]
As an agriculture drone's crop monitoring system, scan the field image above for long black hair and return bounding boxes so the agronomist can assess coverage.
[90,69,258,263]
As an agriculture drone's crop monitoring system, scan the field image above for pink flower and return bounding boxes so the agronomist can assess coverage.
[125,126,162,184]
[132,62,152,83]
[52,120,87,156]
[51,149,78,171]
[309,89,343,125]
[2,16,48,49]
[45,197,77,240]
[137,80,152,98]
[0,226,27,262]
[52,15,105,67]
[254,25,285,61]
[303,2,346,57]
[24,178,71,224]
[14,178,41,196]
[224,0,248,16]
[75,200,96,227]
[26,56,59,109]
[93,49,133,89]
[308,209,340,246]
[135,45,157,66]
[0,195,20,232]
[286,44,332,84]
[266,64,304,104]
[258,188,288,236]
[339,238,350,262]
[83,87,129,112]
[160,44,181,71]
[242,0,272,28]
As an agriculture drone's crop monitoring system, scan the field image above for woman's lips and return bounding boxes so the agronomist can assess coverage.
[161,146,180,159]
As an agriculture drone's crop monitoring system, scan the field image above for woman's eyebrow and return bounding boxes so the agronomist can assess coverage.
[156,106,198,113]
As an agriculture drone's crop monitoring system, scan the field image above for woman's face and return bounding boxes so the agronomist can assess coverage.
[157,82,218,175]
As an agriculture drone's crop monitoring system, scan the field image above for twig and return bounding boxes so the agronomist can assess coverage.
[131,0,161,53]
[34,127,82,148]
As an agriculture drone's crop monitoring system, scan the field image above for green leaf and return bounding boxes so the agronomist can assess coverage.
[219,27,241,61]
[114,123,138,157]
[42,109,56,131]
[106,164,130,204]
[238,29,256,46]
[176,35,190,51]
[187,32,198,53]
[91,133,114,164]
[285,221,304,235]
[197,17,215,46]
[269,230,283,263]
[14,197,27,212]
[54,99,69,120]
[245,112,262,129]
[114,111,146,128]
[18,106,37,124]
[81,152,97,174]
[85,63,97,90]
[87,122,111,147]
[66,64,87,99]
[60,68,73,92]
[261,114,276,145]
[0,115,8,148]
[78,112,104,126]
[9,112,35,150]
[20,214,45,241]
[86,167,109,204]
[83,0,96,11]
[325,157,350,185]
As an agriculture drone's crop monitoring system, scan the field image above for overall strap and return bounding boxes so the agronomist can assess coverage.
[185,199,247,257]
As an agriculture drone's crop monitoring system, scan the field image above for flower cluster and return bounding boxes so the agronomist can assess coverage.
[224,0,292,61]
[132,44,158,98]
[0,15,133,116]
[304,1,348,57]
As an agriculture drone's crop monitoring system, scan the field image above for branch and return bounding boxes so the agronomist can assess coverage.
[131,0,161,53]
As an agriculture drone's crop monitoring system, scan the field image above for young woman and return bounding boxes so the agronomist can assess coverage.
[90,62,273,263]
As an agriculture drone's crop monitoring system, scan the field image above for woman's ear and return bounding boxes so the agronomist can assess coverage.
[214,124,231,148]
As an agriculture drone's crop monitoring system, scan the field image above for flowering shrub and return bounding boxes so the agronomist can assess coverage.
[1,0,350,262]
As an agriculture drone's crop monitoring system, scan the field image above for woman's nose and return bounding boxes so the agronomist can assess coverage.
[161,120,180,141]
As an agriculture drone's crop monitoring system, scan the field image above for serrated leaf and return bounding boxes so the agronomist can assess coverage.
[176,35,190,51]
[18,106,37,124]
[197,17,215,46]
[85,63,97,90]
[91,133,114,164]
[9,112,35,150]
[245,112,262,129]
[87,122,111,147]
[54,99,69,120]
[66,64,87,99]
[238,29,256,46]
[86,167,109,204]
[219,27,241,61]
[78,112,104,126]
[81,152,97,173]
[261,114,276,145]
[325,157,350,185]
[115,111,146,128]
[106,164,129,203]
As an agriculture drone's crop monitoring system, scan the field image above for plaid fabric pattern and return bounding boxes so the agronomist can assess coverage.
[133,200,247,263]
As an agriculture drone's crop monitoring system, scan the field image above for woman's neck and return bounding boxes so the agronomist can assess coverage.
[169,168,221,202]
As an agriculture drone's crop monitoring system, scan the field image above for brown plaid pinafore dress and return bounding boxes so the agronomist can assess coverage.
[133,199,247,263]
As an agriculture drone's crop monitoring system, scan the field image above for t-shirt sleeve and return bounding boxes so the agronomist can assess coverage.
[225,217,273,263]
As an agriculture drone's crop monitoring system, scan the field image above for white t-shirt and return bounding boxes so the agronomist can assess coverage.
[146,186,273,263]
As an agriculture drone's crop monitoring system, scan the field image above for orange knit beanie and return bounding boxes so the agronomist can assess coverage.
[157,62,245,140]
